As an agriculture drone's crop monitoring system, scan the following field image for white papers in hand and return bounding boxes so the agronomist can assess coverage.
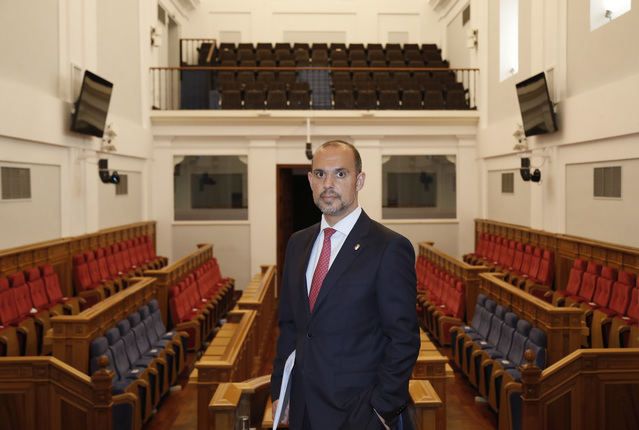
[273,350,296,430]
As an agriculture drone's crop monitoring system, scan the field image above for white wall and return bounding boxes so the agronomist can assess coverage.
[445,4,472,69]
[98,171,143,229]
[0,160,61,249]
[486,169,531,226]
[151,112,479,287]
[185,0,441,45]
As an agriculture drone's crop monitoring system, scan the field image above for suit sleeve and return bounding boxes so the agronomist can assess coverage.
[370,235,420,420]
[270,237,298,400]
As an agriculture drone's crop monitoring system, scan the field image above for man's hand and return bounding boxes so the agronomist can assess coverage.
[272,399,289,425]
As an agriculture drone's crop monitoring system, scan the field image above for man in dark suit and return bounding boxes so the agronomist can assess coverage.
[271,140,420,429]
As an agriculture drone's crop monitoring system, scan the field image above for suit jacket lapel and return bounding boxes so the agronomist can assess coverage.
[310,211,371,316]
[299,223,320,318]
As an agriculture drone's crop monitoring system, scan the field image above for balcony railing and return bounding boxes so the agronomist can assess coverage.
[150,66,479,111]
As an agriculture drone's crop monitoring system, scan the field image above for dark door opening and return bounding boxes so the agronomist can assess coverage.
[277,164,321,291]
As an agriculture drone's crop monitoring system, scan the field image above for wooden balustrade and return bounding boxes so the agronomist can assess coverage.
[479,272,585,365]
[473,219,639,295]
[236,265,277,370]
[418,241,490,322]
[0,221,160,298]
[49,277,158,373]
[144,243,215,327]
[210,375,443,430]
[517,348,639,430]
[0,356,118,430]
[193,309,258,430]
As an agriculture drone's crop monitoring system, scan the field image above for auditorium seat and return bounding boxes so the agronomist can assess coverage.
[244,84,266,109]
[423,89,445,109]
[25,268,53,354]
[592,270,635,348]
[220,89,243,109]
[9,272,44,355]
[450,294,487,367]
[126,313,171,395]
[476,312,518,398]
[41,264,84,315]
[0,277,21,356]
[73,254,109,306]
[466,304,508,387]
[564,261,602,307]
[523,249,555,299]
[549,259,586,306]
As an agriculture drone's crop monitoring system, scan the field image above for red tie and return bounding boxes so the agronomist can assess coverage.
[309,228,336,312]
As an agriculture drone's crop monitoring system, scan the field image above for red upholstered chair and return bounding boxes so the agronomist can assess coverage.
[524,250,555,300]
[0,277,22,356]
[509,245,533,286]
[73,254,107,306]
[85,251,116,296]
[516,247,542,289]
[550,259,587,306]
[565,261,602,306]
[8,272,40,355]
[594,271,635,348]
[41,264,84,315]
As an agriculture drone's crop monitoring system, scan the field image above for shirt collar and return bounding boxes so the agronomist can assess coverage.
[320,206,362,237]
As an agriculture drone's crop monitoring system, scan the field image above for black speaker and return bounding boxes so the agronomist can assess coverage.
[520,157,531,181]
[530,169,541,182]
[98,159,121,184]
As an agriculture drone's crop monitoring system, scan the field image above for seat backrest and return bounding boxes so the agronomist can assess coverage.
[89,336,117,379]
[487,305,507,346]
[511,242,524,271]
[527,247,542,278]
[520,245,533,274]
[26,267,49,309]
[608,271,635,315]
[525,327,547,369]
[536,250,555,285]
[105,328,132,379]
[0,284,19,325]
[579,261,602,301]
[507,319,532,364]
[128,312,152,354]
[565,259,587,296]
[41,264,64,303]
[497,312,519,356]
[627,287,639,320]
[73,254,93,292]
[592,266,618,306]
[478,299,497,338]
[470,294,487,330]
[10,272,33,320]
[95,248,112,280]
[84,251,102,284]
[117,319,142,365]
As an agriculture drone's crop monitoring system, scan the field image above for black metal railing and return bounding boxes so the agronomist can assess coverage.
[150,66,479,111]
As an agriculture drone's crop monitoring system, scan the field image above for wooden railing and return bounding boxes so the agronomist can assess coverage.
[418,241,490,322]
[210,375,443,430]
[473,219,639,295]
[412,329,454,430]
[517,348,639,430]
[144,243,214,327]
[236,265,277,370]
[479,272,585,365]
[49,277,158,373]
[0,221,159,298]
[193,309,258,430]
[0,356,119,430]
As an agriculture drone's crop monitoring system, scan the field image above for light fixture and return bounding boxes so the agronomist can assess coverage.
[466,29,478,49]
[604,9,613,20]
[520,157,541,183]
[150,26,163,47]
[98,159,121,185]
[101,123,117,152]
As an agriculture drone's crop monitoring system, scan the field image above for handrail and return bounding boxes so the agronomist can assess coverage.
[517,348,639,430]
[479,272,584,365]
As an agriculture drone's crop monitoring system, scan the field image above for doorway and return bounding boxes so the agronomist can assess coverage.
[276,164,322,290]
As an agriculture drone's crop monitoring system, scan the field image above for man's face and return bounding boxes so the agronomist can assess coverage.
[308,144,365,222]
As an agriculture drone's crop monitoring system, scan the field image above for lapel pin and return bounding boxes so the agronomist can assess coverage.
[354,243,361,251]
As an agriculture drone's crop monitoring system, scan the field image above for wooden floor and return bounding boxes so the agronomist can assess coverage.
[144,333,497,430]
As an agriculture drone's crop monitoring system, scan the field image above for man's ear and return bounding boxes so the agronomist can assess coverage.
[356,172,366,191]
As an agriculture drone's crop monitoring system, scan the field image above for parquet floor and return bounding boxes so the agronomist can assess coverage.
[144,332,497,430]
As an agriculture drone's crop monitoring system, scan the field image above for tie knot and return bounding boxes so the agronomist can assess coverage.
[323,227,336,240]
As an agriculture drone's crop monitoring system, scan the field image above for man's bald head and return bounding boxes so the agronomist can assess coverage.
[314,140,362,174]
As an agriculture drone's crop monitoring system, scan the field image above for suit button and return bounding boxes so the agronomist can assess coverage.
[306,332,312,339]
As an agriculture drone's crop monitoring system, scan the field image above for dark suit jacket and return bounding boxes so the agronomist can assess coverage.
[271,210,420,429]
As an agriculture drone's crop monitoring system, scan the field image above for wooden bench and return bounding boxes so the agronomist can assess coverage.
[49,277,158,373]
[0,355,122,430]
[193,309,258,430]
[514,348,639,430]
[236,265,277,369]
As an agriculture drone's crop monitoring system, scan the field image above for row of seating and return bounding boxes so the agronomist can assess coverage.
[168,257,234,350]
[450,295,547,422]
[0,265,82,356]
[215,80,311,110]
[463,234,554,298]
[90,299,187,429]
[216,41,442,54]
[416,256,465,345]
[551,259,639,348]
[72,235,167,306]
[209,42,446,67]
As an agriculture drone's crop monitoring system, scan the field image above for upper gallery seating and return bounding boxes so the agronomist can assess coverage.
[72,235,167,307]
[463,233,555,299]
[180,42,471,110]
[416,255,465,345]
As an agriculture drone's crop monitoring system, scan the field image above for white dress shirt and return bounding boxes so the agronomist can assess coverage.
[305,206,362,294]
